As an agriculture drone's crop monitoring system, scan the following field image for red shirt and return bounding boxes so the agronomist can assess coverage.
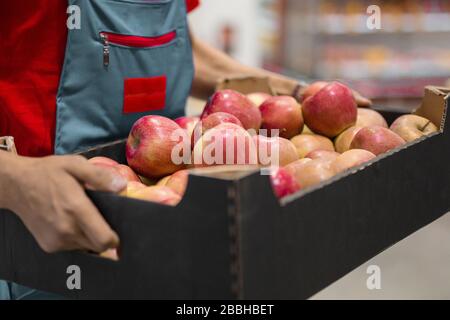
[0,0,199,157]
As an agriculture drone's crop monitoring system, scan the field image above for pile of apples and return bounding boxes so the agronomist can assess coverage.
[91,81,439,206]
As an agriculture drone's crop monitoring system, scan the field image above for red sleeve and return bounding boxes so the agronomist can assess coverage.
[186,0,200,13]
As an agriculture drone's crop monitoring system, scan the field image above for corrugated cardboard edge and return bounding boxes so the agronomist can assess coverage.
[190,165,260,181]
[216,76,276,95]
[227,182,243,299]
[415,86,450,131]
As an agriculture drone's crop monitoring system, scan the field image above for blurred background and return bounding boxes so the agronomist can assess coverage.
[190,0,450,112]
[190,0,450,300]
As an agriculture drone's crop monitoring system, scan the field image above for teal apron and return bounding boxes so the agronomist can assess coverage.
[56,0,194,154]
[1,0,194,299]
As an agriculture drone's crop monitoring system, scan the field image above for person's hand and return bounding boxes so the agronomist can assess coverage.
[2,155,127,253]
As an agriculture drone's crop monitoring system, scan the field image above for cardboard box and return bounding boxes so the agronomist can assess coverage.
[216,76,277,95]
[0,86,449,299]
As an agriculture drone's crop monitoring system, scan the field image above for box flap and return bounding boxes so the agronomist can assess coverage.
[216,77,276,95]
[414,86,449,131]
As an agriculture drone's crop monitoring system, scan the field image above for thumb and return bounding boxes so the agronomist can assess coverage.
[66,156,128,193]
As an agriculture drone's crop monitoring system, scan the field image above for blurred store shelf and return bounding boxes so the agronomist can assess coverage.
[189,0,449,111]
[260,0,450,109]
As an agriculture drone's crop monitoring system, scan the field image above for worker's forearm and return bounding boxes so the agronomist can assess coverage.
[190,34,305,100]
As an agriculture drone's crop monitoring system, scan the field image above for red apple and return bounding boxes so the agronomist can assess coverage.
[305,150,340,162]
[114,164,141,183]
[120,181,147,197]
[139,175,158,186]
[253,135,298,167]
[174,116,200,130]
[350,126,406,156]
[284,158,312,178]
[285,159,335,189]
[127,186,181,206]
[192,123,257,167]
[301,124,314,135]
[290,134,335,159]
[300,81,329,102]
[174,116,200,138]
[126,115,187,179]
[163,170,189,197]
[285,158,312,170]
[390,114,438,142]
[200,112,243,130]
[89,157,140,183]
[270,167,301,199]
[259,96,304,139]
[334,126,362,153]
[201,90,262,131]
[192,112,243,147]
[247,92,272,107]
[356,108,388,128]
[302,82,357,138]
[332,149,376,174]
[157,176,171,187]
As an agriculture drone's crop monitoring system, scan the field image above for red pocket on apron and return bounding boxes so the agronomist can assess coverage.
[98,31,176,114]
[123,76,167,113]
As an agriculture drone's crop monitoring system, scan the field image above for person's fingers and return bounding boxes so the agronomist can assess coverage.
[34,230,80,253]
[99,248,119,261]
[71,223,103,253]
[70,192,120,253]
[59,232,96,253]
[65,156,127,193]
[34,221,95,253]
[60,175,120,253]
[44,196,112,253]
